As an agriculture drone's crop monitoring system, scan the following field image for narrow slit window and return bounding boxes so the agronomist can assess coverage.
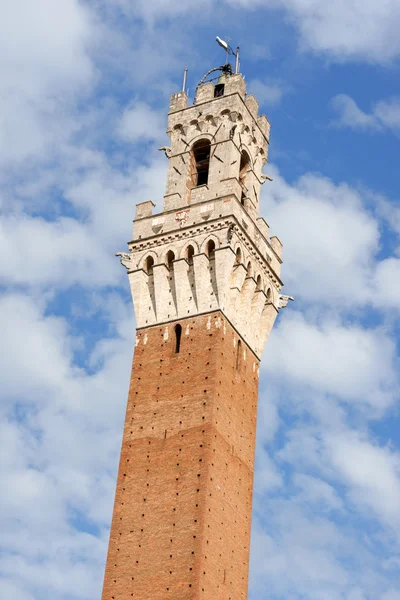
[236,339,242,371]
[239,150,250,205]
[174,324,182,354]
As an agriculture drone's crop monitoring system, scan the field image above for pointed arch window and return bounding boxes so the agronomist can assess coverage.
[186,245,195,265]
[206,239,216,259]
[145,256,154,275]
[166,250,175,270]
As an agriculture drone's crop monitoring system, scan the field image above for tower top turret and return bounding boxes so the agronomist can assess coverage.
[117,44,290,358]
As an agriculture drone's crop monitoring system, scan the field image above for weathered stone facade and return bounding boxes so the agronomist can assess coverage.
[117,72,286,358]
[102,67,289,600]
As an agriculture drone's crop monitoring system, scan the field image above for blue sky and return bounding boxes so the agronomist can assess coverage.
[1,1,400,599]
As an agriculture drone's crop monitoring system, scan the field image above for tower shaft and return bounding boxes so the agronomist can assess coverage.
[102,312,258,599]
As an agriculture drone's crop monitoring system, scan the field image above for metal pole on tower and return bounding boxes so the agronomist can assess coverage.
[182,66,188,92]
[235,47,240,73]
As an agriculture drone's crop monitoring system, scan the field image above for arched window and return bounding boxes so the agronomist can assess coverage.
[174,324,182,354]
[191,139,211,187]
[145,256,154,275]
[239,150,250,205]
[266,288,272,302]
[235,247,242,264]
[186,245,195,265]
[236,339,242,371]
[246,261,252,277]
[206,239,216,259]
[166,250,175,270]
[256,275,262,291]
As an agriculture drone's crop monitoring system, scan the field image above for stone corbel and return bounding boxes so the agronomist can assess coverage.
[278,294,294,309]
[115,252,132,270]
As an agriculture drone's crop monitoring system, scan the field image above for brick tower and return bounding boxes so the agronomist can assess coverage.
[102,58,291,600]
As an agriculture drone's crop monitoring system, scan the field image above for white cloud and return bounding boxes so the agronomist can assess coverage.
[293,473,344,512]
[262,166,400,311]
[326,433,400,526]
[102,0,400,64]
[227,0,400,63]
[0,291,134,599]
[374,98,400,129]
[116,102,167,142]
[0,0,95,164]
[372,258,400,309]
[331,94,381,131]
[266,311,398,411]
[0,215,117,288]
[248,78,286,106]
[263,167,379,307]
[331,94,400,132]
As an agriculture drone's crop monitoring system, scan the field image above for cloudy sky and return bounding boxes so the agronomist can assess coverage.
[1,1,400,599]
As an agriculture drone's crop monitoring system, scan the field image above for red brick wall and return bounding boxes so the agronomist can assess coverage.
[102,311,260,600]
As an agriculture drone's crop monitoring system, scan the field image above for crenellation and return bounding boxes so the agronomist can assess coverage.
[224,73,246,98]
[257,114,271,141]
[244,94,259,118]
[270,235,283,260]
[135,200,155,219]
[195,82,214,104]
[169,90,188,113]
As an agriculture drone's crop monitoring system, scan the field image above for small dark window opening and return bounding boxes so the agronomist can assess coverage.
[192,140,211,187]
[206,240,216,259]
[186,245,195,265]
[174,324,182,354]
[145,256,154,275]
[235,248,242,264]
[239,150,250,206]
[166,250,175,270]
[256,275,262,291]
[236,339,242,371]
[214,84,225,98]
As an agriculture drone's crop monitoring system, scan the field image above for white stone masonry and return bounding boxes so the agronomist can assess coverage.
[117,71,290,358]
